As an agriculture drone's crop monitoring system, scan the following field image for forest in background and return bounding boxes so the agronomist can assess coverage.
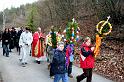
[0,0,124,37]
[0,0,124,82]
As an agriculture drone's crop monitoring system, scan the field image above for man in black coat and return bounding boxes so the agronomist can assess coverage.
[16,28,23,54]
[9,27,17,51]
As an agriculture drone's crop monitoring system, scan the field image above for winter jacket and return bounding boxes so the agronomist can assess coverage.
[80,43,95,68]
[2,32,10,45]
[52,49,67,74]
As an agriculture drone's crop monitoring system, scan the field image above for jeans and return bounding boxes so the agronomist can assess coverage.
[3,44,9,56]
[54,73,68,82]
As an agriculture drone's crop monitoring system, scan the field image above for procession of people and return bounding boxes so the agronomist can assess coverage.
[1,25,96,82]
[1,16,111,82]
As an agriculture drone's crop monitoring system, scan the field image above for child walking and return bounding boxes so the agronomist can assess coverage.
[52,42,68,82]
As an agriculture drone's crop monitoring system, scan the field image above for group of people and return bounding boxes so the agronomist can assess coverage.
[1,26,95,82]
[2,27,23,57]
[45,28,95,82]
[48,37,95,82]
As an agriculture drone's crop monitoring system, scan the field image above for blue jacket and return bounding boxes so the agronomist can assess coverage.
[52,49,67,74]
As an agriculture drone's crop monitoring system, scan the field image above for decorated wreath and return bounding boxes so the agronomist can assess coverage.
[94,16,112,57]
[62,18,80,44]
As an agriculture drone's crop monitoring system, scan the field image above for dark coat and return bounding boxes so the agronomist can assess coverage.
[52,49,67,74]
[2,32,10,45]
[16,30,23,47]
[9,30,17,49]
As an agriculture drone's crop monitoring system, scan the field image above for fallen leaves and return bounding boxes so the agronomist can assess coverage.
[95,40,124,82]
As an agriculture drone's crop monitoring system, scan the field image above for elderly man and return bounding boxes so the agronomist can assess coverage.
[19,27,33,67]
[32,27,45,64]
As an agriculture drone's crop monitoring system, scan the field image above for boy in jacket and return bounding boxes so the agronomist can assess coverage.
[52,42,68,82]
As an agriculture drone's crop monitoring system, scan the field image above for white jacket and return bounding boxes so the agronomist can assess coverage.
[19,31,33,47]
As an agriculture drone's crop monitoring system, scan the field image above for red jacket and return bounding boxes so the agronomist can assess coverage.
[80,43,95,68]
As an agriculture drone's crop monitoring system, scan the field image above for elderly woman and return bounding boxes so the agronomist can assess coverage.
[76,37,95,82]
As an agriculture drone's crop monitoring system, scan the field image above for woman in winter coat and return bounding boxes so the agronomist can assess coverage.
[76,37,95,82]
[2,28,10,57]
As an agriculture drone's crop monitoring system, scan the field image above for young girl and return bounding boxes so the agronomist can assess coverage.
[76,37,95,82]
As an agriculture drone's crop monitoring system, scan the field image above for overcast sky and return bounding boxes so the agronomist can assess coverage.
[0,0,38,11]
